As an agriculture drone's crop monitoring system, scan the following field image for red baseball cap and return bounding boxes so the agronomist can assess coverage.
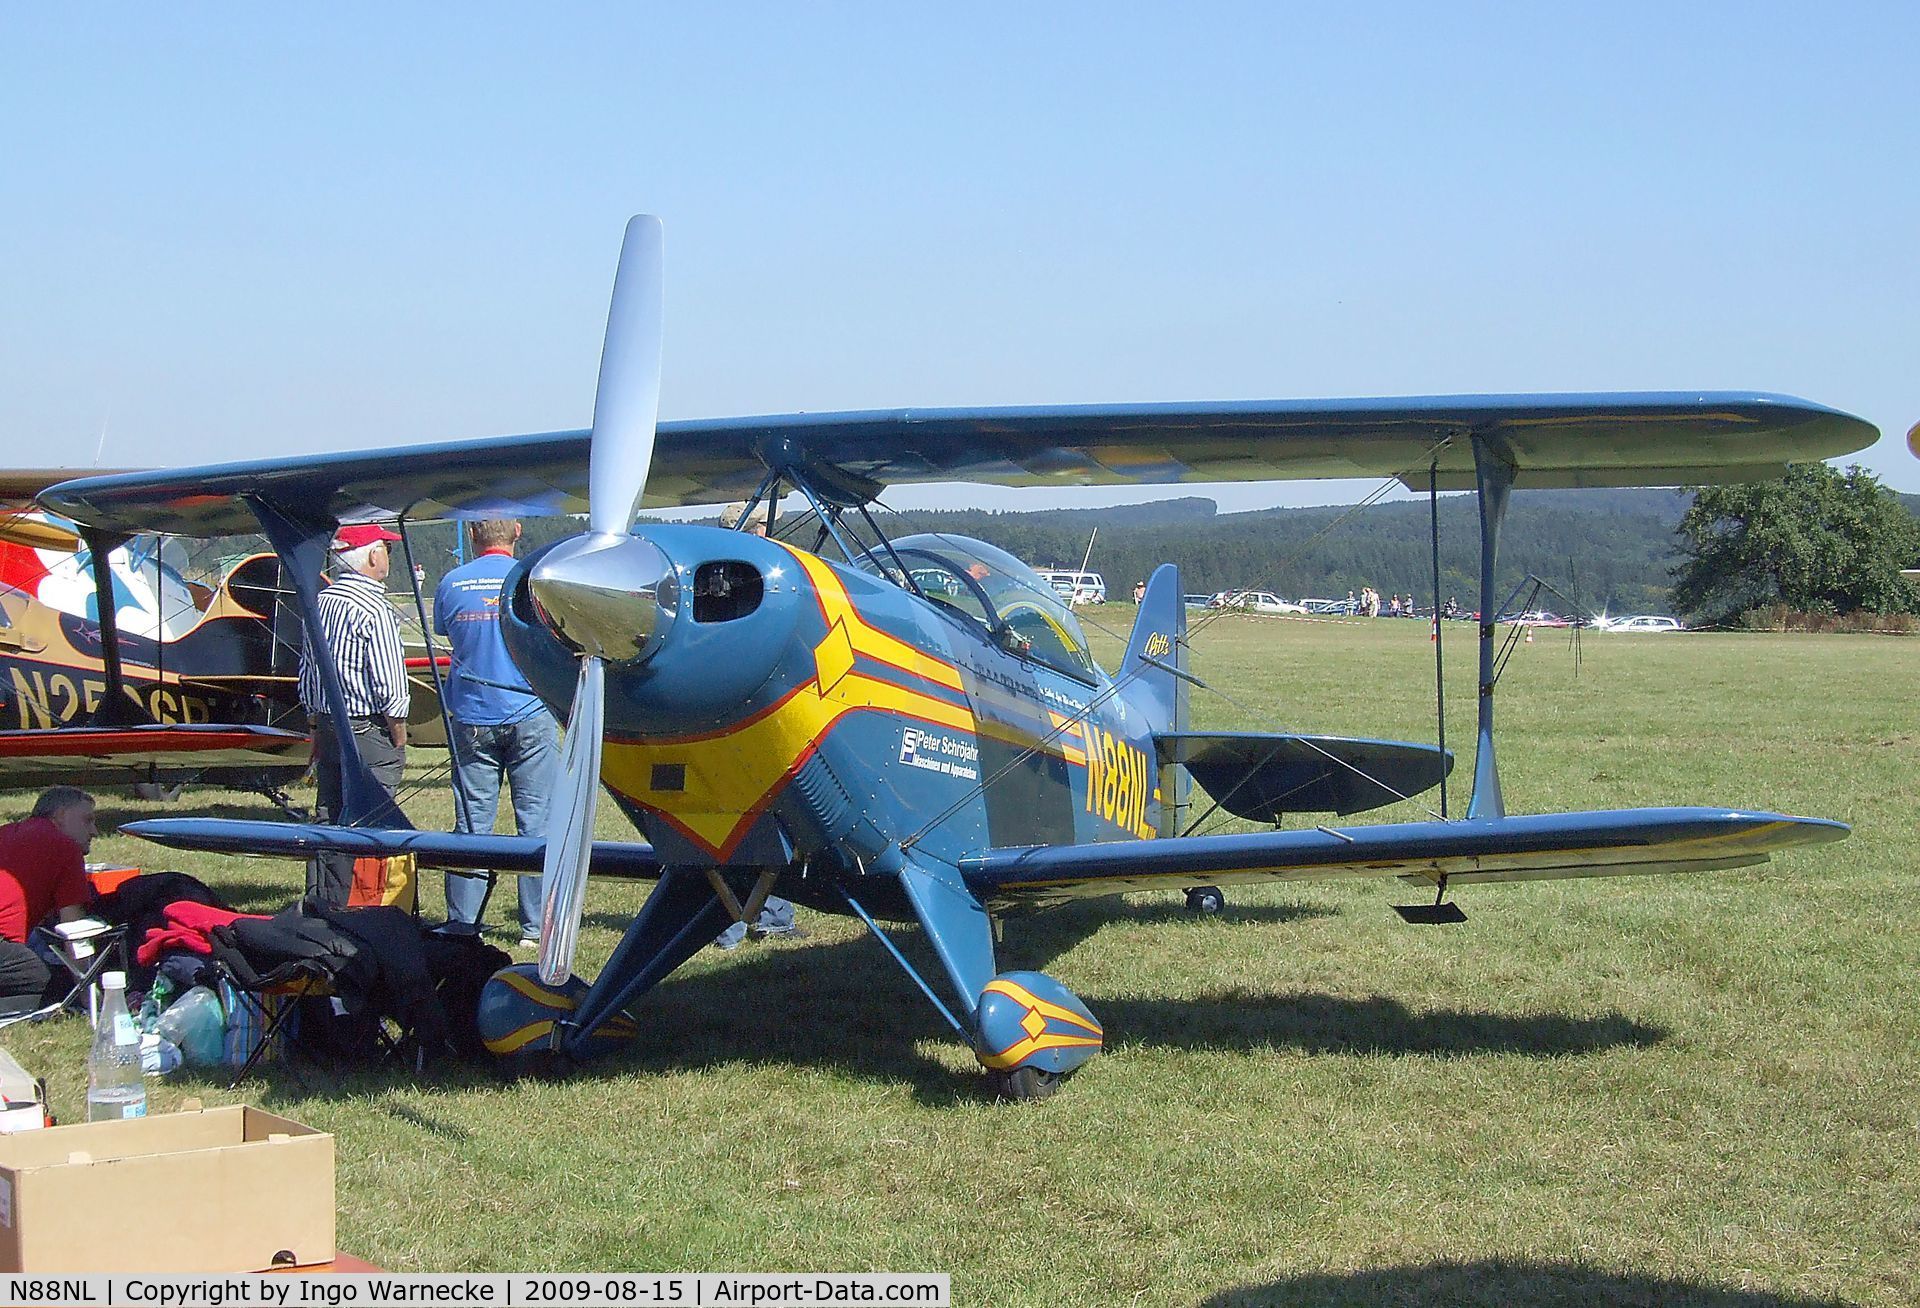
[333,523,402,551]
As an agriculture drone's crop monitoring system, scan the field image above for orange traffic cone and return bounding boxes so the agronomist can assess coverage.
[1524,627,1533,644]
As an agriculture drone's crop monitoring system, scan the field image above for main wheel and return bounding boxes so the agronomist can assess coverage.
[1185,885,1225,914]
[987,1066,1062,1101]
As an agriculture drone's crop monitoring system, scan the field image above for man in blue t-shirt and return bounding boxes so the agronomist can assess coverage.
[434,520,560,947]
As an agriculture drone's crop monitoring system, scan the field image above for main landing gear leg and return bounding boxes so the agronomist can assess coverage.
[476,867,734,1068]
[872,857,1104,1100]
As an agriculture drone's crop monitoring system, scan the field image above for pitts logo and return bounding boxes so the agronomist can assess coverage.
[1082,725,1157,838]
[1142,631,1171,659]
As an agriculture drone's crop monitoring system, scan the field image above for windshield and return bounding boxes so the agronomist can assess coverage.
[867,534,1097,682]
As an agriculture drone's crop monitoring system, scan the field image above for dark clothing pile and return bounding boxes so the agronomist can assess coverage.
[92,873,506,1067]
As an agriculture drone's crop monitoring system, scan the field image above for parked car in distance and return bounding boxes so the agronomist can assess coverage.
[1498,609,1573,627]
[1184,593,1214,610]
[1602,614,1684,633]
[1227,590,1308,615]
[1034,568,1106,605]
[1300,597,1349,615]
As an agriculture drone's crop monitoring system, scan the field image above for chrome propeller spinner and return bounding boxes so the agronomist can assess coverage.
[527,532,677,665]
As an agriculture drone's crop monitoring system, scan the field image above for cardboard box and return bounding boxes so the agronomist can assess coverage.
[0,1105,334,1271]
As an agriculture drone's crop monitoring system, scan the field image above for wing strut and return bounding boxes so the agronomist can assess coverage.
[1427,462,1449,819]
[246,495,409,828]
[77,527,146,727]
[1468,434,1516,820]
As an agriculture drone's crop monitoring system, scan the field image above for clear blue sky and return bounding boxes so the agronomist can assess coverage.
[3,4,1914,512]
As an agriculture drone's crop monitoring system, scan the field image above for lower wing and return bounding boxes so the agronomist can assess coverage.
[120,818,662,880]
[962,808,1848,912]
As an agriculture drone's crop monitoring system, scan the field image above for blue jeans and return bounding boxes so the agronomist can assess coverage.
[446,713,560,937]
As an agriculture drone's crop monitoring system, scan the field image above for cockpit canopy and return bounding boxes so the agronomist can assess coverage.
[863,534,1097,683]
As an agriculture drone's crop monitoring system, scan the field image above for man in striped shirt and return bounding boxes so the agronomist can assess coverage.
[300,522,410,904]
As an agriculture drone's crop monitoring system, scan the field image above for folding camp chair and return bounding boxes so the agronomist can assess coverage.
[0,919,129,1031]
[48,919,127,1026]
[218,961,413,1089]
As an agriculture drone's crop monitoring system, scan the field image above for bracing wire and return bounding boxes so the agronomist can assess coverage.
[892,434,1463,853]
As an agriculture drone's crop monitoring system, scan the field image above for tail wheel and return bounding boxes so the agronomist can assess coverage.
[1185,886,1225,914]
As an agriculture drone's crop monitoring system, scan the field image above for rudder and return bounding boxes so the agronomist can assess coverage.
[1120,563,1187,737]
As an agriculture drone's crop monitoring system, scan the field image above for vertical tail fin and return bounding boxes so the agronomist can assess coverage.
[1122,564,1189,837]
[1121,563,1188,737]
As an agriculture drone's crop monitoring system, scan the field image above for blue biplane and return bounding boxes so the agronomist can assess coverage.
[41,217,1875,1096]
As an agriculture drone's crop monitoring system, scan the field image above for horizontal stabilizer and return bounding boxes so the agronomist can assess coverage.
[1156,731,1452,819]
[120,818,662,880]
[963,807,1848,912]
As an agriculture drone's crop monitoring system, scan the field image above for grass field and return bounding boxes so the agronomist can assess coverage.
[5,616,1915,1306]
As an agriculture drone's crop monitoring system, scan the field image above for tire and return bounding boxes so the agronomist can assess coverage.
[1185,886,1225,914]
[988,1065,1062,1101]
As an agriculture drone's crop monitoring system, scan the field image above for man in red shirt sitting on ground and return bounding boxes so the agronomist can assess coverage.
[0,786,98,1011]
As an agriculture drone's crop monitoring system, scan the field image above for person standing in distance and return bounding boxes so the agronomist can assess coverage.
[435,520,559,948]
[300,523,410,905]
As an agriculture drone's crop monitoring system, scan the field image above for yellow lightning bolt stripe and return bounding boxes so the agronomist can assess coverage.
[602,667,975,857]
[600,546,1105,859]
[1047,710,1088,766]
[779,542,965,692]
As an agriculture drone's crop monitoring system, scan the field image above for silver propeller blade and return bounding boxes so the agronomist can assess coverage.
[536,214,666,984]
[539,655,604,984]
[588,214,665,537]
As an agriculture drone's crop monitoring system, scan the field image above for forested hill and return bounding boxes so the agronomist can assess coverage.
[880,488,1695,614]
[409,486,1916,618]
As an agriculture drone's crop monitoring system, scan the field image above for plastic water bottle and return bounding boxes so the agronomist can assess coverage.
[87,971,147,1121]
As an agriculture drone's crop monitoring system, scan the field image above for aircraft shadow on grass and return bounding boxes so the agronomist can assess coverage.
[1201,1259,1848,1308]
[226,909,1663,1108]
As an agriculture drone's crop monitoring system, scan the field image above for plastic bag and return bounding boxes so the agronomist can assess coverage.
[156,986,227,1067]
[140,1034,182,1076]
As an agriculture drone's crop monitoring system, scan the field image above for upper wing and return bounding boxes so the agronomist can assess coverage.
[0,471,140,549]
[961,807,1847,912]
[0,468,141,507]
[40,393,1874,537]
[120,817,663,880]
